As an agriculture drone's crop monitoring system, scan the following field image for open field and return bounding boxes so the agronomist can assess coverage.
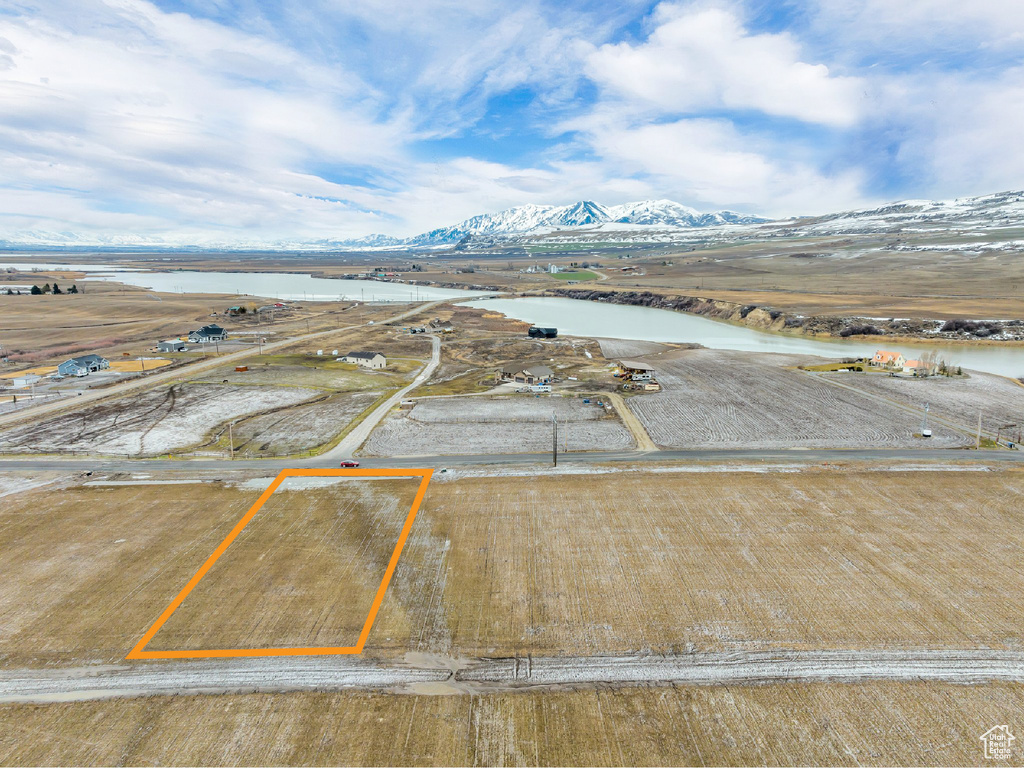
[145,477,423,654]
[822,368,1024,437]
[528,236,1024,320]
[2,681,1022,765]
[1,463,1023,763]
[362,395,634,455]
[595,338,678,359]
[2,466,1024,669]
[227,391,382,456]
[626,349,971,449]
[550,269,599,281]
[0,383,317,456]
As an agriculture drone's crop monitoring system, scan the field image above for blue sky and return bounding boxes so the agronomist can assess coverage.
[1,0,1023,244]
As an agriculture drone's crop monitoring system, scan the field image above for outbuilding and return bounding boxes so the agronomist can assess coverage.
[528,327,558,339]
[157,339,187,353]
[11,374,41,388]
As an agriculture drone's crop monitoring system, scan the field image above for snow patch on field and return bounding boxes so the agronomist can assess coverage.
[233,475,426,492]
[0,384,318,456]
[362,396,634,456]
[0,475,58,498]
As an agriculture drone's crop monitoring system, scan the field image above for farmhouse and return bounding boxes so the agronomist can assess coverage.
[871,350,906,369]
[188,324,227,343]
[528,326,558,339]
[343,351,387,369]
[157,339,187,353]
[57,354,110,377]
[501,364,554,385]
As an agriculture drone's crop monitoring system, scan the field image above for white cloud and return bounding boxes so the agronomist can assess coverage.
[564,110,872,216]
[809,0,1024,51]
[587,4,864,127]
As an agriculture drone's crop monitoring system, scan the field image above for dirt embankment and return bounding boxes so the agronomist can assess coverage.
[548,288,1024,341]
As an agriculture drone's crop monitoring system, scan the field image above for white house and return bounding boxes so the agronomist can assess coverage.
[343,351,387,369]
[871,350,906,369]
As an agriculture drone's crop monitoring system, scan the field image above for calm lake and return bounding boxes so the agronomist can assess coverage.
[466,296,1024,378]
[84,270,483,302]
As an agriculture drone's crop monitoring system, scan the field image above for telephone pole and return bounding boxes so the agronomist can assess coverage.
[228,421,234,460]
[552,413,557,467]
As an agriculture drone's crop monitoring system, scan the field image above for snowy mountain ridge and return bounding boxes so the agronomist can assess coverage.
[406,199,767,246]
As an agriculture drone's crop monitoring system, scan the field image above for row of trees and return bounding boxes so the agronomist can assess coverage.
[25,282,79,295]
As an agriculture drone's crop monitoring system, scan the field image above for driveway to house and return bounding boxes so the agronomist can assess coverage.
[322,333,441,460]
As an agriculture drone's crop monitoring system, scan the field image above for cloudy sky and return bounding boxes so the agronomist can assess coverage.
[1,0,1023,244]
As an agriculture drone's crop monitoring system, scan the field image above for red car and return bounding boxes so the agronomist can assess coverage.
[339,460,360,468]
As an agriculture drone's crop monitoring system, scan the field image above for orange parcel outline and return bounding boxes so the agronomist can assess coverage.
[126,468,434,660]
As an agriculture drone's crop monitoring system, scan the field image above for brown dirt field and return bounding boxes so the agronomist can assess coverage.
[2,681,1022,766]
[578,242,1024,320]
[2,467,1023,669]
[144,477,423,653]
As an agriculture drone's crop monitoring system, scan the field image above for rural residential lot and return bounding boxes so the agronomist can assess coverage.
[0,258,1022,766]
[1,463,1023,765]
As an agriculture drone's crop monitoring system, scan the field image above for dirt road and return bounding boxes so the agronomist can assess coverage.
[606,391,658,451]
[324,333,441,459]
[2,649,1022,704]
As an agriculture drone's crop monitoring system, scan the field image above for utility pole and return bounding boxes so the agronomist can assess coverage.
[976,410,983,449]
[552,415,558,467]
[228,421,234,460]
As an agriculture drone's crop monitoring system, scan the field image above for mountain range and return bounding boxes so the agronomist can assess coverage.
[399,199,767,247]
[0,199,768,251]
[2,191,1022,251]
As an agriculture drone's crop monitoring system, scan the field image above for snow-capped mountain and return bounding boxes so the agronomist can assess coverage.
[405,199,767,246]
[783,190,1024,236]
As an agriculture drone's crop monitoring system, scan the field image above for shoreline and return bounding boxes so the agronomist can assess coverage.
[542,287,1024,345]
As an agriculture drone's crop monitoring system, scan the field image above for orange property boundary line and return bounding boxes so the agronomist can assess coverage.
[126,468,434,660]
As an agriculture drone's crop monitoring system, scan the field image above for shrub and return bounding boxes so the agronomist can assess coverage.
[839,324,882,337]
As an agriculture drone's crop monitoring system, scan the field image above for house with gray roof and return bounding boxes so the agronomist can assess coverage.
[57,354,110,377]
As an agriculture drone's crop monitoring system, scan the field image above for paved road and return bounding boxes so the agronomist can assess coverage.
[0,447,1020,474]
[0,300,447,430]
[2,649,1021,703]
